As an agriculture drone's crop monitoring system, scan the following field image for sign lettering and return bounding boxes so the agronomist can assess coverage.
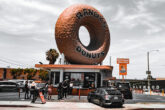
[76,46,104,59]
[76,9,107,28]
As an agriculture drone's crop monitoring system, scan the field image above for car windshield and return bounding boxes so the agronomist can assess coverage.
[106,90,121,95]
[36,83,45,88]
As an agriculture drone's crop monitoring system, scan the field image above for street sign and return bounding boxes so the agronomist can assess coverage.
[117,58,129,76]
[117,58,129,64]
[119,63,127,75]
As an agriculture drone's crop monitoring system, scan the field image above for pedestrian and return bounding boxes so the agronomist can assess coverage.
[31,81,38,103]
[66,80,70,95]
[44,82,48,99]
[57,82,63,100]
[62,80,68,98]
[69,81,73,95]
[48,83,52,100]
[24,81,29,99]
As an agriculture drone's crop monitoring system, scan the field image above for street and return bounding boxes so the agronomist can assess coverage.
[0,92,165,109]
[1,92,165,103]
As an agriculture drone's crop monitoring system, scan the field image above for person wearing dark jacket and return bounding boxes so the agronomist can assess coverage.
[24,81,29,99]
[31,81,38,103]
[57,82,63,100]
[62,80,68,98]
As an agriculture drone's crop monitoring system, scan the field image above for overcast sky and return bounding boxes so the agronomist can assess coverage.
[0,0,165,79]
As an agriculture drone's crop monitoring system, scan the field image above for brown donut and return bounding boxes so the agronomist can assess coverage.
[55,4,110,65]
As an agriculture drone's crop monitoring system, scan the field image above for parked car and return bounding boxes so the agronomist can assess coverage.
[35,83,46,89]
[0,81,19,92]
[87,87,124,107]
[8,79,33,92]
[116,82,133,99]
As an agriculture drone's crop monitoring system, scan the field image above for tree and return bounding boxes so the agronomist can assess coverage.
[24,68,37,80]
[11,68,23,79]
[39,69,49,81]
[46,48,59,64]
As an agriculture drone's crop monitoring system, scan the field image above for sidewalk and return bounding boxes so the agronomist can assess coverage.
[1,101,165,109]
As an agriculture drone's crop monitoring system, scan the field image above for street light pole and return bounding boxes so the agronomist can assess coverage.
[147,51,150,91]
[147,52,149,72]
[147,50,159,91]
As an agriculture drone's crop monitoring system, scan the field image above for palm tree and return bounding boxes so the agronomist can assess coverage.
[46,49,59,64]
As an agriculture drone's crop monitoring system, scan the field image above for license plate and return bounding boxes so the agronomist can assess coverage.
[114,96,118,99]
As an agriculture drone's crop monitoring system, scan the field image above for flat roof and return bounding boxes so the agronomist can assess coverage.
[35,64,113,70]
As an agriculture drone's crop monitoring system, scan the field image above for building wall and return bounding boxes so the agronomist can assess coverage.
[0,68,40,80]
[0,68,3,80]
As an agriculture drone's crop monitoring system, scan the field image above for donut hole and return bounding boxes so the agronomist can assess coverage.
[79,26,91,47]
[78,16,105,51]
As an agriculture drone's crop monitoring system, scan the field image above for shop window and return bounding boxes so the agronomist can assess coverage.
[55,72,60,85]
[84,73,95,88]
[64,72,70,80]
[71,73,84,88]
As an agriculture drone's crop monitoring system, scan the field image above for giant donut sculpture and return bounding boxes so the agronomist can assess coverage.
[55,4,110,65]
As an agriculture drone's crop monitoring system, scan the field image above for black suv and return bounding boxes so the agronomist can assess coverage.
[116,82,132,99]
[87,87,124,107]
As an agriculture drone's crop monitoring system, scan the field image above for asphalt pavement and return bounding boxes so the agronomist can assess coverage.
[0,92,165,109]
[1,92,165,103]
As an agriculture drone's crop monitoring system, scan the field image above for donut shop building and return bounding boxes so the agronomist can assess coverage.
[35,64,113,95]
[35,4,112,95]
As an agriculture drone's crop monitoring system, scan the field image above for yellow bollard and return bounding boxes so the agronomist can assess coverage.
[162,89,164,96]
[150,89,152,95]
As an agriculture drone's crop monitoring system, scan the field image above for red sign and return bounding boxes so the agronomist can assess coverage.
[117,58,129,64]
[119,63,127,75]
[117,58,129,76]
[39,92,46,104]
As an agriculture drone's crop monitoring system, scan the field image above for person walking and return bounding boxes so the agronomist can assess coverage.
[31,81,38,103]
[69,81,73,95]
[48,83,52,100]
[62,80,68,98]
[24,81,29,99]
[44,82,48,99]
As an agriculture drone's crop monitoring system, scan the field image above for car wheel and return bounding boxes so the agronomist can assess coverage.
[87,96,91,102]
[99,100,104,107]
[88,98,91,102]
[118,103,123,107]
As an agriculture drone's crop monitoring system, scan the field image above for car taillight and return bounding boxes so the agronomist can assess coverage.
[105,95,111,100]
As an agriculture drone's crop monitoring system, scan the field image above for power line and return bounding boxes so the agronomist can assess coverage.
[0,56,33,68]
[0,59,23,67]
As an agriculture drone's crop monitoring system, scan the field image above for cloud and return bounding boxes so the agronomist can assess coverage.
[0,0,165,79]
[110,0,164,35]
